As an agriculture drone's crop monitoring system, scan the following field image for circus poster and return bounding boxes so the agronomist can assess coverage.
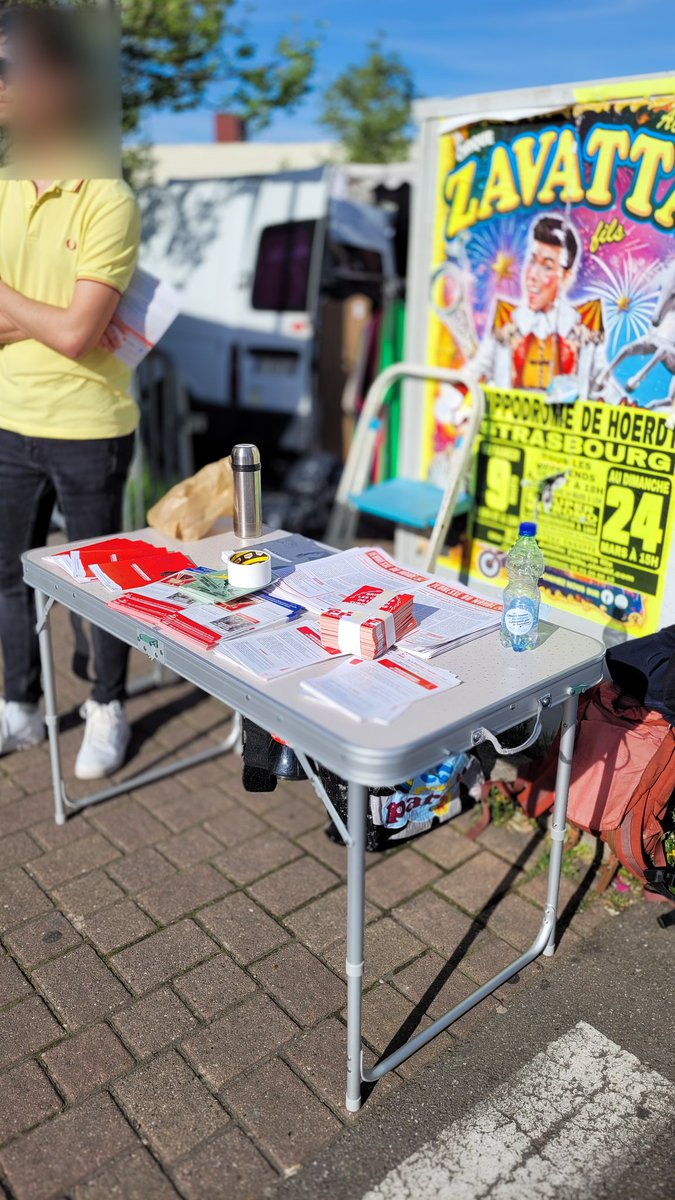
[425,94,675,635]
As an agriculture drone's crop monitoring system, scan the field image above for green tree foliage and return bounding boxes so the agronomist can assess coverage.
[230,29,319,135]
[121,0,230,135]
[121,1,318,136]
[320,37,414,163]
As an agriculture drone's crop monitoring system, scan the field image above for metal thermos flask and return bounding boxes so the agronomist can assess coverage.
[232,443,263,540]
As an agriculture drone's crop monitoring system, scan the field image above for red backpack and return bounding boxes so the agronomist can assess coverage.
[512,681,675,896]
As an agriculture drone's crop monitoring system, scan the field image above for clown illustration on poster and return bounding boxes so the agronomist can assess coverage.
[429,106,675,439]
[425,97,675,635]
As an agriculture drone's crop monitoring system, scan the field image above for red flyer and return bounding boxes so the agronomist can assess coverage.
[91,551,196,592]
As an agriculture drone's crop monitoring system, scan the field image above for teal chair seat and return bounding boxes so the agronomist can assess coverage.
[351,478,472,531]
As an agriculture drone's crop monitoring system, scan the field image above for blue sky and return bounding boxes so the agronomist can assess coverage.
[143,0,675,144]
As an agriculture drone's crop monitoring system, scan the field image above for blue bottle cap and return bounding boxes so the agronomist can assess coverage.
[519,521,537,536]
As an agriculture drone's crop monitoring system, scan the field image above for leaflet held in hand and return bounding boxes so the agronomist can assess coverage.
[112,268,181,369]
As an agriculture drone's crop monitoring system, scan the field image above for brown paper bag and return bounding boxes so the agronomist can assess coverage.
[147,457,234,541]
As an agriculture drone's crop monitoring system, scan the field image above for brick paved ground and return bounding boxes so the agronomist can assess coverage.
[0,604,619,1200]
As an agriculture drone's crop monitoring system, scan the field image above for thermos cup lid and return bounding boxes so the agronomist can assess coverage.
[232,443,261,470]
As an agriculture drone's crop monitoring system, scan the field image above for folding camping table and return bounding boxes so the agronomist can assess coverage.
[23,526,605,1112]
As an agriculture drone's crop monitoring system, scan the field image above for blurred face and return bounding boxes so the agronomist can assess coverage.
[0,39,13,129]
[0,11,121,179]
[524,239,569,312]
[10,46,82,143]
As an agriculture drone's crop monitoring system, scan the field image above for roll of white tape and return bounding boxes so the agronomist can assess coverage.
[225,548,272,589]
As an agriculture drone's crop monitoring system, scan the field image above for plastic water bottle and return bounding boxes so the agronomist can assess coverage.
[500,522,545,652]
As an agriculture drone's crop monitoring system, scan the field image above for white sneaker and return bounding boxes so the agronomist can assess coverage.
[75,699,130,780]
[0,700,45,755]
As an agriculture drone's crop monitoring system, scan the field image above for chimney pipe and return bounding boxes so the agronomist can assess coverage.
[215,113,246,143]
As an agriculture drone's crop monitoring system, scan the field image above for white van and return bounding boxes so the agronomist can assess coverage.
[138,166,396,463]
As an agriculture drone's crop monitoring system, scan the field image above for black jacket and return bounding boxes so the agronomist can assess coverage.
[606,625,675,725]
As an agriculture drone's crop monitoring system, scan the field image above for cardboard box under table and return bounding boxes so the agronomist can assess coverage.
[23,527,604,1111]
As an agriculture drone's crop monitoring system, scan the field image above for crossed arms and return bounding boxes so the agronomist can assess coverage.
[0,278,121,358]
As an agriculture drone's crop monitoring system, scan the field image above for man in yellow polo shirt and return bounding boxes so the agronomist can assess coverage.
[0,16,141,778]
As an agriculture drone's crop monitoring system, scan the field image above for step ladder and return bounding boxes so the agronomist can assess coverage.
[326,363,485,572]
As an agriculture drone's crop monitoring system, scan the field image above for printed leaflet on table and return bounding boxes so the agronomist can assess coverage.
[44,539,196,592]
[400,580,502,658]
[275,546,501,657]
[108,582,304,650]
[90,552,196,592]
[214,621,344,680]
[45,538,165,581]
[300,649,461,724]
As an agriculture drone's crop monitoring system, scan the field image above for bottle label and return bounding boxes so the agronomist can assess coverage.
[504,603,536,635]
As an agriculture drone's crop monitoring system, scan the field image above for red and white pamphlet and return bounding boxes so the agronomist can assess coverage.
[45,537,159,581]
[44,538,194,592]
[275,546,501,658]
[90,550,196,592]
[300,649,461,723]
[319,588,416,659]
[214,620,345,680]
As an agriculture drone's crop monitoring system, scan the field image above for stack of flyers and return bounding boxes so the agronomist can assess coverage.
[300,650,461,724]
[45,537,197,593]
[107,590,183,626]
[319,588,416,659]
[274,546,500,659]
[162,610,221,650]
[186,591,304,641]
[45,538,161,582]
[78,549,196,592]
[214,620,345,680]
[401,581,502,659]
[167,594,304,646]
[107,591,219,649]
[107,583,305,651]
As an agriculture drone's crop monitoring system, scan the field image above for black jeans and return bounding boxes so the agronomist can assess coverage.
[0,428,135,705]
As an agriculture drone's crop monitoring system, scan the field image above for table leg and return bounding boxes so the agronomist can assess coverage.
[356,690,581,1095]
[543,691,578,956]
[35,589,67,825]
[33,588,241,824]
[346,780,368,1113]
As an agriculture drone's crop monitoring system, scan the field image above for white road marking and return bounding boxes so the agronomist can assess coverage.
[363,1022,671,1200]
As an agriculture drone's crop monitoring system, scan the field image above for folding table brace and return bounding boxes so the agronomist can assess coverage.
[35,589,241,825]
[341,691,579,1112]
